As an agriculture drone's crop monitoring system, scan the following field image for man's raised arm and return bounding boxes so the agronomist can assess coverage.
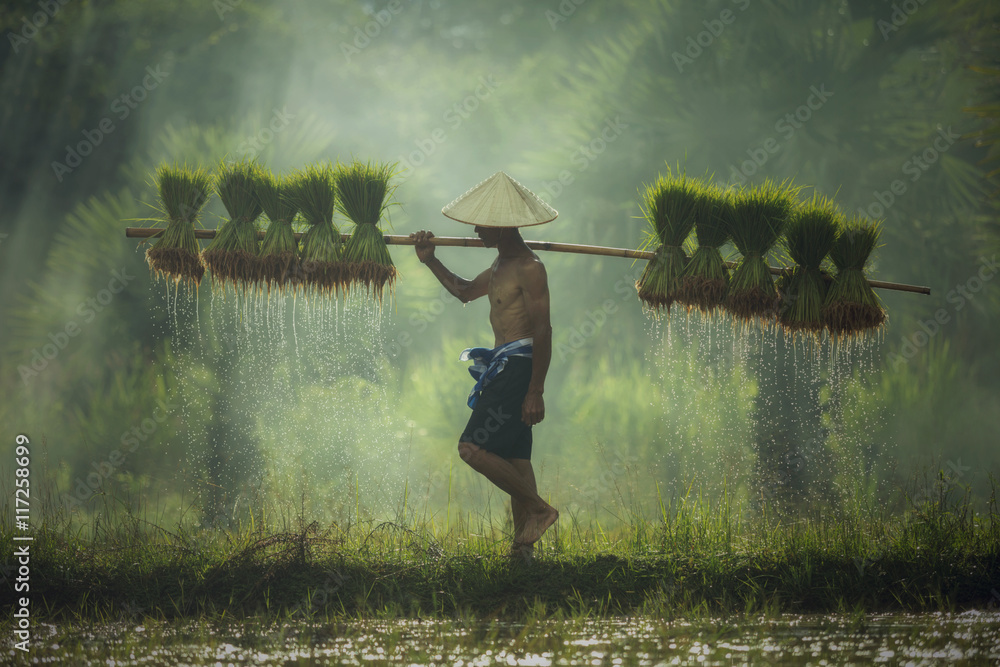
[520,259,551,427]
[410,230,489,303]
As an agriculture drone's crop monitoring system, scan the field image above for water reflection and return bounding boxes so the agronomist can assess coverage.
[17,611,1000,665]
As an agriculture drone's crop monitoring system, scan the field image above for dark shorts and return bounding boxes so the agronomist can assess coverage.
[460,356,533,460]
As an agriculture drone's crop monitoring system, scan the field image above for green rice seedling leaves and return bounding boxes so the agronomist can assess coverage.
[635,167,699,314]
[677,183,731,314]
[290,163,342,297]
[823,216,886,339]
[336,160,399,303]
[146,163,213,288]
[778,193,840,340]
[257,170,301,294]
[724,179,798,325]
[202,157,266,293]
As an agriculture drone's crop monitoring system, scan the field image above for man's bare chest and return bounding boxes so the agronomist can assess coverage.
[488,261,523,308]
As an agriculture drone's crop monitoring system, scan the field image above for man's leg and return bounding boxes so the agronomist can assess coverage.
[458,441,558,544]
[509,458,537,548]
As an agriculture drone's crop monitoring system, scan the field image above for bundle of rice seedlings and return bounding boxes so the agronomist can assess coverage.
[676,184,731,313]
[635,170,699,314]
[777,193,840,338]
[256,170,300,294]
[822,216,886,339]
[202,158,266,292]
[724,179,798,325]
[289,163,342,296]
[336,160,398,301]
[145,164,213,288]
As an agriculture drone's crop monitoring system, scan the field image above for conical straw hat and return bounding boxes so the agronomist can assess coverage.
[441,171,558,228]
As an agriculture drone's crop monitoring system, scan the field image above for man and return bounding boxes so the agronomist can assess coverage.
[410,171,559,559]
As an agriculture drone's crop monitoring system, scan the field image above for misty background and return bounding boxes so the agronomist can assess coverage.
[1,0,997,530]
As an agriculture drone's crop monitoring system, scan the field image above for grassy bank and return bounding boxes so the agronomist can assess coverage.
[2,477,998,624]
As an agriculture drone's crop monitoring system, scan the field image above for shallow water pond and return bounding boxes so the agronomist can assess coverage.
[10,611,1000,665]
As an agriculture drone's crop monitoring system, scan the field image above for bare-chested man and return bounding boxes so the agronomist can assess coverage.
[410,223,559,556]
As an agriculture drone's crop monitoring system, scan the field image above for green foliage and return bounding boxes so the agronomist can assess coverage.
[215,157,266,224]
[690,185,725,246]
[639,168,703,247]
[257,170,299,228]
[291,163,337,227]
[335,160,397,228]
[728,179,798,258]
[783,193,840,270]
[155,164,214,225]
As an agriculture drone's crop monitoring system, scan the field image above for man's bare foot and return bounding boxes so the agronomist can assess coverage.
[509,542,534,565]
[519,504,558,545]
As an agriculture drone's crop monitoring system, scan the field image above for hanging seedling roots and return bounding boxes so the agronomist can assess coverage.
[677,275,729,313]
[342,261,398,300]
[677,246,730,313]
[727,253,780,322]
[146,246,205,286]
[778,268,829,335]
[823,269,886,336]
[202,249,260,291]
[637,245,688,314]
[726,286,779,322]
[298,223,344,296]
[258,251,299,293]
[823,300,887,337]
[296,259,344,297]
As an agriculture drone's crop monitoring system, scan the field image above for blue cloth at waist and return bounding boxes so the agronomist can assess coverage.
[459,337,533,409]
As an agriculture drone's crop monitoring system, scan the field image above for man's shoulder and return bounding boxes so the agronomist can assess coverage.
[515,254,547,286]
[512,253,545,269]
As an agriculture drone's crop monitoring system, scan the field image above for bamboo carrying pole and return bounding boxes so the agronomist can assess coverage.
[124,227,931,295]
